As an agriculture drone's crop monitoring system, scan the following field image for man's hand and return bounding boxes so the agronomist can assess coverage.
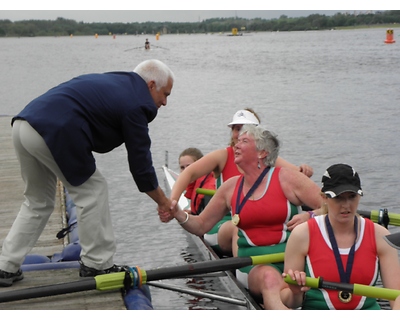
[158,199,178,223]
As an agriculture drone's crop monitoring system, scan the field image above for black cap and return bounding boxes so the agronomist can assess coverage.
[384,233,400,250]
[321,164,363,198]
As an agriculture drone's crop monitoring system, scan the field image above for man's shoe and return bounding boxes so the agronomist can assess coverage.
[79,261,125,277]
[0,268,24,287]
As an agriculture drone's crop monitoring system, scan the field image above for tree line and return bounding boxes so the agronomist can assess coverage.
[0,10,399,37]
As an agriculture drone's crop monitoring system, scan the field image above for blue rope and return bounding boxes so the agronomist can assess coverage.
[129,267,139,288]
[123,266,139,291]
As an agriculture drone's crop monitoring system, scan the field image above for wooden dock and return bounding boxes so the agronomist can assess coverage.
[0,116,126,310]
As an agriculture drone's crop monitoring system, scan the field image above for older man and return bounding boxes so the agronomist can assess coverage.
[0,59,175,286]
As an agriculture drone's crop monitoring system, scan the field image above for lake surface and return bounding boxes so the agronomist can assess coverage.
[0,28,399,310]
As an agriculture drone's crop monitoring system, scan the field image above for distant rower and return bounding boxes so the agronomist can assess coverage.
[145,39,150,50]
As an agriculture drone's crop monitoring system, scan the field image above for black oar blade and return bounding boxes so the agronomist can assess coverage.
[0,278,96,303]
[145,256,252,282]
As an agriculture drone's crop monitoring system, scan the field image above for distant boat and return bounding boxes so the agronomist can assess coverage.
[228,28,243,36]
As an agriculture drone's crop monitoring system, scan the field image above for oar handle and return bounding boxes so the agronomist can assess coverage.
[284,275,321,290]
[251,252,284,265]
[196,188,216,196]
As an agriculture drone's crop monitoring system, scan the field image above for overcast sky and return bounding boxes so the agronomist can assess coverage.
[0,2,391,23]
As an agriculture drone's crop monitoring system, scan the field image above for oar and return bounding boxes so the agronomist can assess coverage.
[151,44,170,50]
[385,232,400,250]
[357,209,400,227]
[124,46,144,52]
[196,187,400,228]
[284,275,400,301]
[196,188,216,196]
[148,282,248,307]
[0,252,284,303]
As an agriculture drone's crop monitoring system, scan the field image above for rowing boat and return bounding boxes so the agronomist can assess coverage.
[162,164,262,310]
[161,163,400,310]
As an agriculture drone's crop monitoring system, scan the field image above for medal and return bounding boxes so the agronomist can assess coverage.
[232,214,240,226]
[325,216,358,304]
[338,291,352,303]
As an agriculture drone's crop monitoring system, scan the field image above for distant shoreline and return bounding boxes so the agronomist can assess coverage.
[1,11,399,38]
[1,24,399,39]
[335,23,398,30]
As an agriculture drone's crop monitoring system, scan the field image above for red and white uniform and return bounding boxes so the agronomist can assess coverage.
[304,216,380,310]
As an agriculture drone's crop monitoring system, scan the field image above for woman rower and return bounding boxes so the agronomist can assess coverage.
[282,164,400,309]
[178,147,215,215]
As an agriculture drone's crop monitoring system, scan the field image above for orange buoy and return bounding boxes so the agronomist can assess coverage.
[384,29,395,44]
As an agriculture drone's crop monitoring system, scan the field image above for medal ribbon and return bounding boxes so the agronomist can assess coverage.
[235,167,270,217]
[325,215,358,284]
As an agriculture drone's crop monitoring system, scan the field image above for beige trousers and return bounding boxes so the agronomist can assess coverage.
[0,120,116,272]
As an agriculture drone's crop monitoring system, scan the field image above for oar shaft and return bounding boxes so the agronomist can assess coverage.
[142,253,284,283]
[284,275,400,301]
[144,256,253,282]
[144,252,284,282]
[0,278,96,303]
[0,253,284,303]
[148,282,248,307]
[353,283,400,301]
[124,46,143,51]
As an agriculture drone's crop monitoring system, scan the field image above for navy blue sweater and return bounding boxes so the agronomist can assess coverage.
[13,72,159,191]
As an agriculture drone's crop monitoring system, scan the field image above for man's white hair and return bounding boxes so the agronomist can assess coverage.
[133,59,175,90]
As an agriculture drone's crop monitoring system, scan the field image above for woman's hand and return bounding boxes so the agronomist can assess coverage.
[283,269,310,293]
[299,164,313,177]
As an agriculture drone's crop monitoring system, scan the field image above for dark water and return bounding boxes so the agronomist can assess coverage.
[0,28,399,310]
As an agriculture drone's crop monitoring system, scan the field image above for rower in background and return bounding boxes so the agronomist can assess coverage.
[145,38,150,50]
